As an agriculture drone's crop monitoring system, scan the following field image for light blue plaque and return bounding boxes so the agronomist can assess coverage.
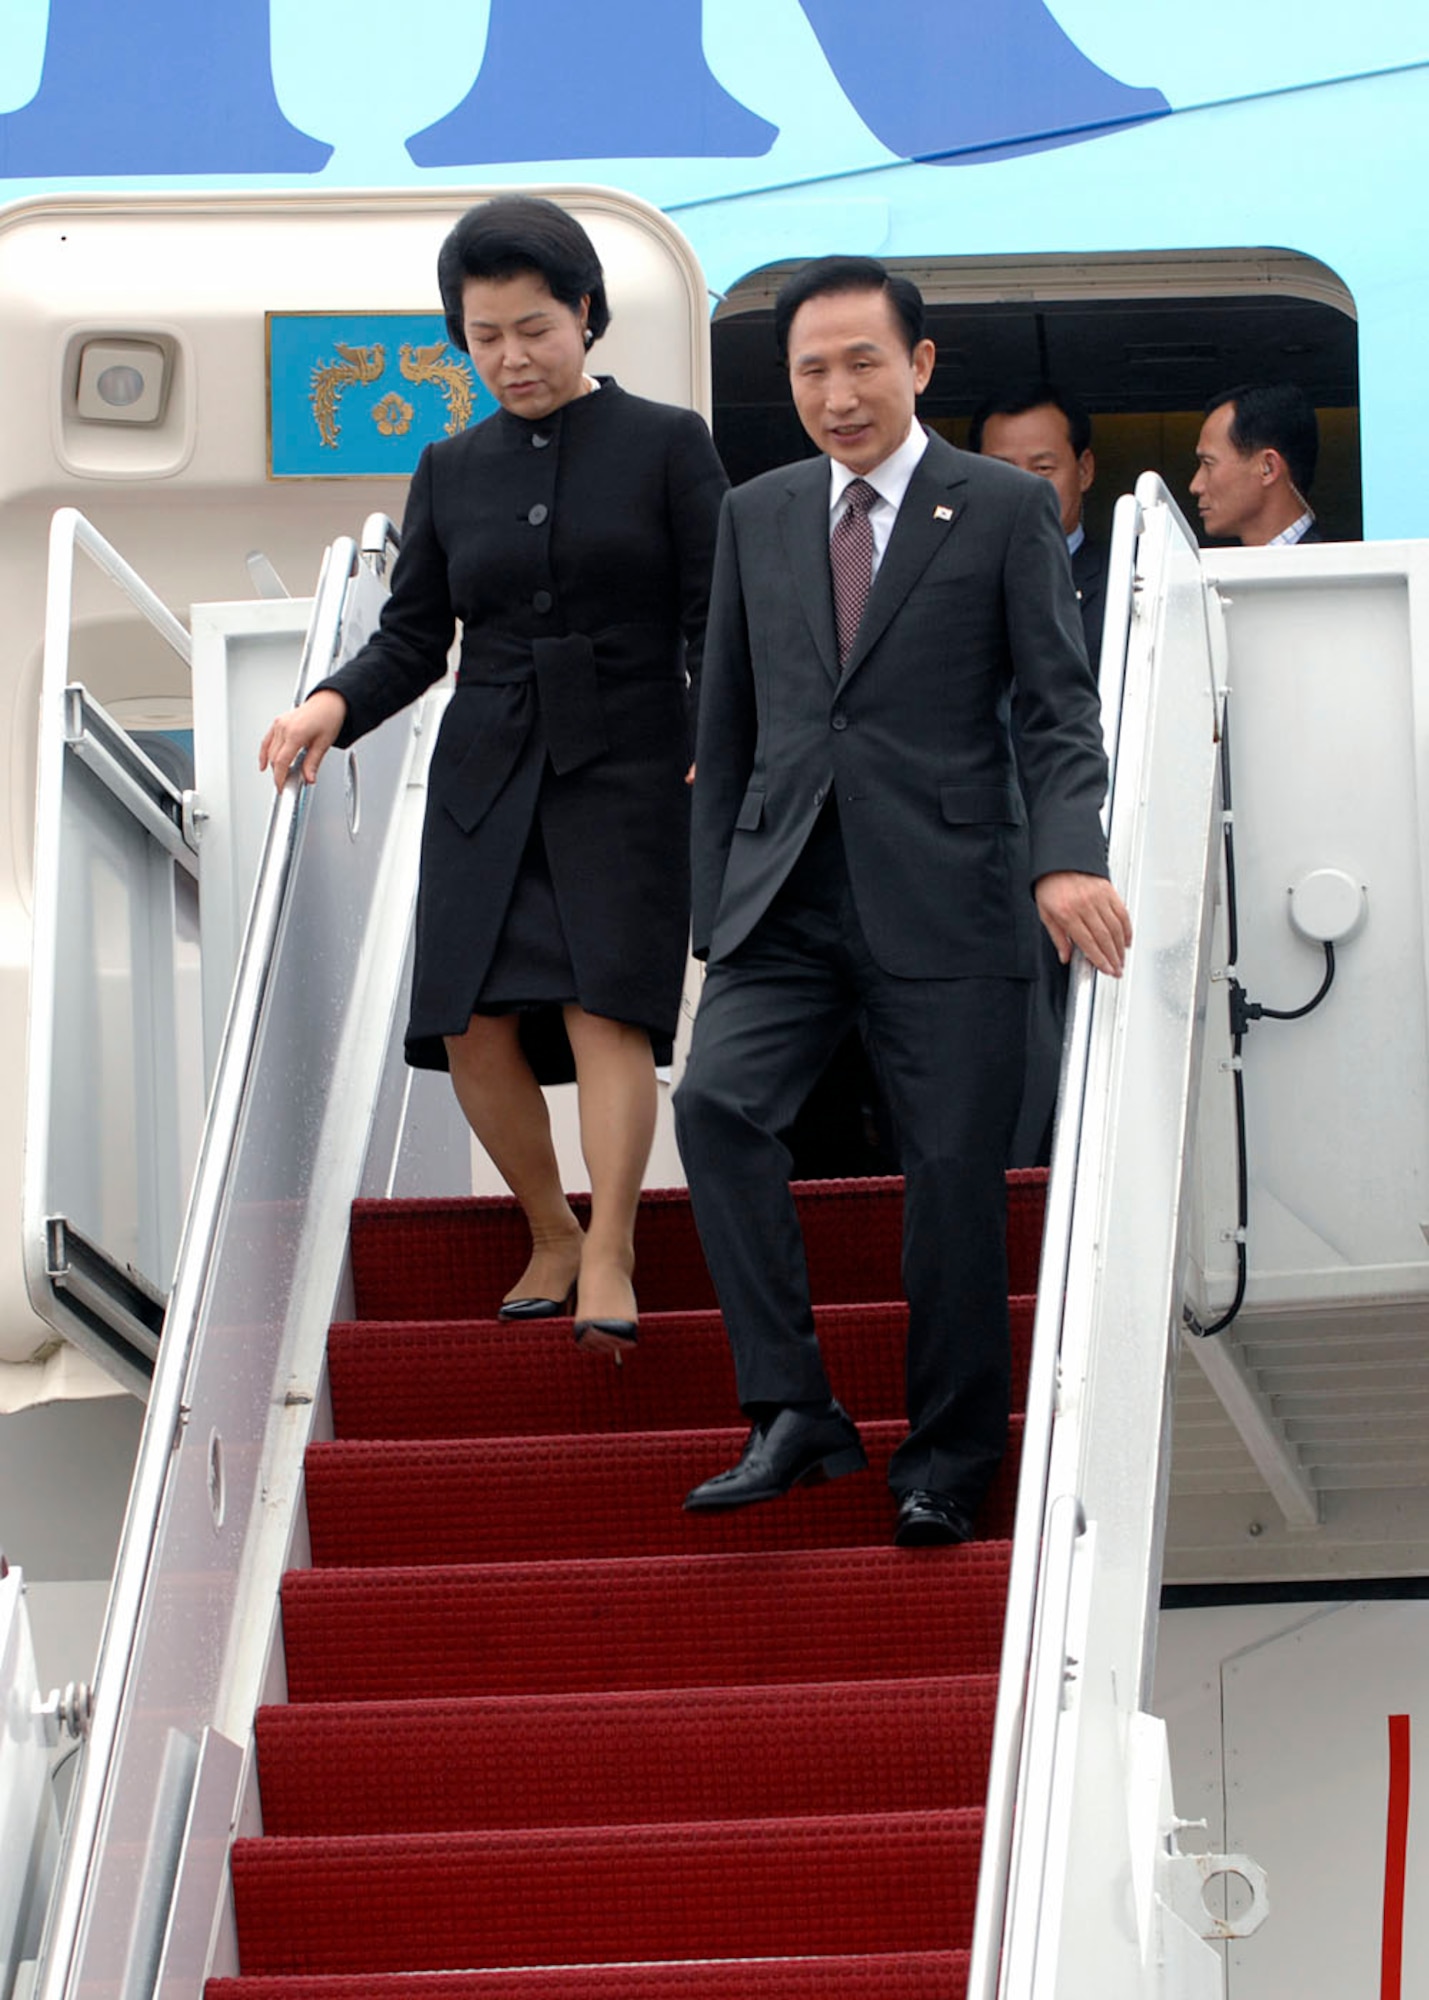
[266,312,497,479]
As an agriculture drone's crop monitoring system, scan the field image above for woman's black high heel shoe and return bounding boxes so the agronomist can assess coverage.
[498,1283,576,1322]
[573,1314,638,1356]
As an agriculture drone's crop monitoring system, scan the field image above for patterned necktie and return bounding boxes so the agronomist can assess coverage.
[831,477,877,665]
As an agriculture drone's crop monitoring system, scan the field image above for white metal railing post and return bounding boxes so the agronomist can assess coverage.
[47,509,194,666]
[965,490,1143,2000]
[28,541,350,2000]
[31,512,452,2000]
[968,478,1230,2000]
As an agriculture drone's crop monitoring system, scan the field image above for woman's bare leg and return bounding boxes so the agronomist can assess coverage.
[563,1006,658,1350]
[444,1014,582,1308]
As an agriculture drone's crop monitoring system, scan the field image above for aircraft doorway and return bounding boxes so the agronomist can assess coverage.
[712,247,1361,538]
[708,249,1361,1177]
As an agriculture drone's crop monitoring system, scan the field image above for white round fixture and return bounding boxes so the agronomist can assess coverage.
[1287,869,1367,945]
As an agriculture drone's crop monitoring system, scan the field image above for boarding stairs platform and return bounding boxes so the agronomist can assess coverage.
[21,476,1429,1997]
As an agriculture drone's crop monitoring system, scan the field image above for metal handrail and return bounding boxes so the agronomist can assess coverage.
[964,489,1144,2000]
[359,511,402,574]
[61,685,196,870]
[33,534,359,2000]
[43,508,193,670]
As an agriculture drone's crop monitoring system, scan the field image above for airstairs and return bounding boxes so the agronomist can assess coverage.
[19,471,1427,1996]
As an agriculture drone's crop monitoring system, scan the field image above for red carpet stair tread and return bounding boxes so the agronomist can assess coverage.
[254,1676,998,1835]
[281,1545,1012,1703]
[229,1811,985,1974]
[217,1174,1044,1998]
[302,1417,1025,1564]
[209,1953,971,1999]
[328,1298,1035,1440]
[342,1171,1047,1318]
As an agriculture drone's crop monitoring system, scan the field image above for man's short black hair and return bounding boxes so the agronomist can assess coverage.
[773,256,926,364]
[437,195,611,355]
[1205,382,1319,498]
[968,380,1092,460]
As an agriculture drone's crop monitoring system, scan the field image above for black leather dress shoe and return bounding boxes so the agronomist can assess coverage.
[497,1286,575,1322]
[684,1403,867,1512]
[893,1489,975,1548]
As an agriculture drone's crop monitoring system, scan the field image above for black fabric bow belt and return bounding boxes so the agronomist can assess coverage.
[454,629,679,777]
[442,632,680,836]
[452,635,601,776]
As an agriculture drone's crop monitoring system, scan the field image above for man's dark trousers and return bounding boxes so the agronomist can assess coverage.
[675,801,1027,1509]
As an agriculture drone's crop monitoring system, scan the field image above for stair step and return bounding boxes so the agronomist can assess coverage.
[208,1952,970,1999]
[255,1673,998,1836]
[349,1173,1048,1322]
[304,1416,1022,1568]
[222,1167,1045,1995]
[329,1298,1035,1440]
[281,1543,1011,1702]
[229,1810,984,1976]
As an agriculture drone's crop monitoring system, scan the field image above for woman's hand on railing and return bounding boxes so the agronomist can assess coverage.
[259,690,348,790]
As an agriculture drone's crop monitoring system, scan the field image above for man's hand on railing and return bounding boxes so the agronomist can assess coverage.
[259,689,349,790]
[1034,870,1133,979]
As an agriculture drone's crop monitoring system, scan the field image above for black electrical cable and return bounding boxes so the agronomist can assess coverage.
[1184,705,1337,1340]
[51,1737,83,1782]
[1233,942,1335,1029]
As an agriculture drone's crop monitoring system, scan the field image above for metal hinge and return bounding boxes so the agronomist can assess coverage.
[1160,1847,1269,1940]
[34,1680,93,1746]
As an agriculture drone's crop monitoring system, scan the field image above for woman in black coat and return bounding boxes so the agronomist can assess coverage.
[261,197,727,1354]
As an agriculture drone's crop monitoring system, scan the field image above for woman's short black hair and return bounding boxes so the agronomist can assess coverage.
[437,196,611,354]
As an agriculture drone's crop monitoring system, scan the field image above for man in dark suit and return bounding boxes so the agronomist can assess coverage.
[970,380,1107,665]
[674,258,1130,1547]
[1191,383,1325,547]
[970,380,1107,1166]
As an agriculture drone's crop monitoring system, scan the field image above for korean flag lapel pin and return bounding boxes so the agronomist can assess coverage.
[933,503,955,522]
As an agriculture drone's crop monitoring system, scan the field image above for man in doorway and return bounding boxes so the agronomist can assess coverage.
[1190,383,1324,546]
[675,257,1130,1548]
[971,380,1106,1165]
[971,380,1107,663]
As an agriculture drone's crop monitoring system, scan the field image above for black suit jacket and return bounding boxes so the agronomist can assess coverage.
[317,381,726,1056]
[692,431,1110,979]
[1071,534,1109,666]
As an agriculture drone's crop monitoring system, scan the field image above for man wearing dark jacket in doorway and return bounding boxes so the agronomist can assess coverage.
[971,381,1107,666]
[971,380,1106,1166]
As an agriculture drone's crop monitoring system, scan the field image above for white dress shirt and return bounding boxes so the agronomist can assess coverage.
[828,421,930,576]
